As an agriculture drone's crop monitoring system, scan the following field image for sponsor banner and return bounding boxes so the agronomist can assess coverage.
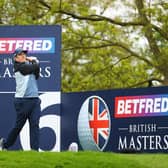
[0,26,61,151]
[0,25,61,92]
[0,92,61,151]
[61,86,168,153]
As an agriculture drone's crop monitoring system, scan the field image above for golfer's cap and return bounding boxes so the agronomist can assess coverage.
[13,48,27,57]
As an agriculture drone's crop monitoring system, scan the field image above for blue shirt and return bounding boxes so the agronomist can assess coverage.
[14,60,40,98]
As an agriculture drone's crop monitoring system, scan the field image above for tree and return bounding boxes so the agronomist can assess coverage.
[1,0,168,92]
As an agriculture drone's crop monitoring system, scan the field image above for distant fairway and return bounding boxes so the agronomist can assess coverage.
[0,151,167,168]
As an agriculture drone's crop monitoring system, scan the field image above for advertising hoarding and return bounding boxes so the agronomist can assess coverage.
[0,25,61,151]
[61,86,168,153]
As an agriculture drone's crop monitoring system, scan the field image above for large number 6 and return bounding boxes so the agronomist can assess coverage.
[20,92,61,151]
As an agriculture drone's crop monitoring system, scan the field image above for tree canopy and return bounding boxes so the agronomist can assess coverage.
[1,0,168,92]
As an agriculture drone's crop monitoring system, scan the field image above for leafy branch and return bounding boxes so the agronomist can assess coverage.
[63,41,155,68]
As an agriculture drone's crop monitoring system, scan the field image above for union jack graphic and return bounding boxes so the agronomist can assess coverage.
[89,97,110,149]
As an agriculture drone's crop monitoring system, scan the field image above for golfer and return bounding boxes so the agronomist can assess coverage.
[0,48,41,151]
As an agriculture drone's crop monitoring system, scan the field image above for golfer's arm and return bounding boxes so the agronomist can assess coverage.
[17,62,39,75]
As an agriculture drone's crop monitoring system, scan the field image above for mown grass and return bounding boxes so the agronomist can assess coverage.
[0,151,167,168]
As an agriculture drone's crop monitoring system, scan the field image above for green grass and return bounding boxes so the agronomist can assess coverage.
[0,151,167,168]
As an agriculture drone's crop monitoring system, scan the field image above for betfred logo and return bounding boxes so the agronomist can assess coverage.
[0,38,55,53]
[115,94,168,118]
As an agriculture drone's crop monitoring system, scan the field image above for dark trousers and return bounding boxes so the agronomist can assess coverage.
[4,98,41,151]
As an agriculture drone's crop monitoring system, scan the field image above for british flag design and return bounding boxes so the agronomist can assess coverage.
[88,97,110,150]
